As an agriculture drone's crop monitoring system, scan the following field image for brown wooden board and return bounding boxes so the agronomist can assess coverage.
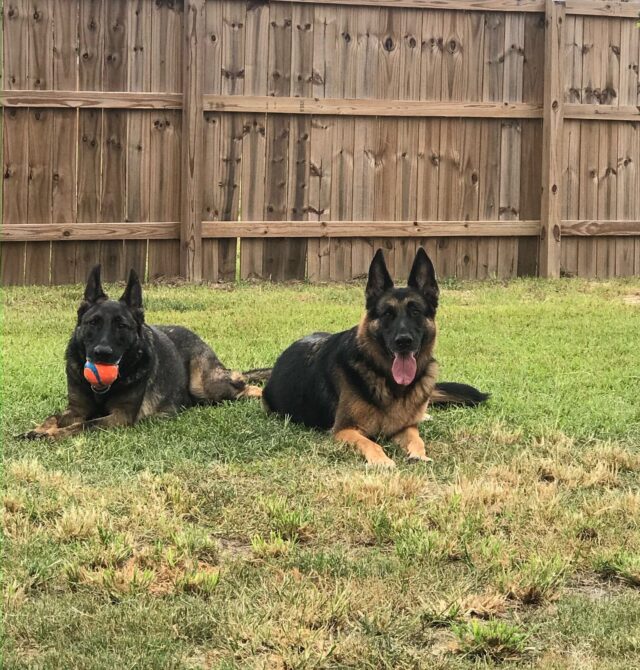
[76,109,103,279]
[201,112,220,281]
[217,113,242,280]
[50,110,79,283]
[239,0,269,279]
[148,1,182,279]
[561,15,583,275]
[615,19,638,276]
[2,0,29,284]
[517,11,544,276]
[50,0,80,284]
[125,0,152,280]
[100,0,129,282]
[577,121,599,277]
[24,1,54,284]
[497,11,524,279]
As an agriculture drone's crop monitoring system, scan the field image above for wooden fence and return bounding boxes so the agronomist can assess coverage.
[1,0,639,285]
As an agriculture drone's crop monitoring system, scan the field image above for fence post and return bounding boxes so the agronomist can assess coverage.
[180,0,205,282]
[539,0,565,278]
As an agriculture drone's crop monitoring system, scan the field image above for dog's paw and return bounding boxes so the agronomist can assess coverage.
[366,454,397,469]
[407,453,433,464]
[18,429,52,440]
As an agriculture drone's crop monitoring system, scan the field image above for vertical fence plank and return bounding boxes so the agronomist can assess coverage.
[239,0,269,280]
[216,0,246,280]
[331,6,357,279]
[202,113,221,281]
[100,0,128,282]
[308,5,334,280]
[394,117,419,278]
[202,1,222,281]
[180,0,205,281]
[262,2,292,280]
[596,121,618,278]
[148,0,182,280]
[283,3,315,279]
[561,15,582,276]
[539,0,564,278]
[125,0,152,280]
[50,110,78,284]
[456,12,484,280]
[76,0,104,281]
[217,113,242,281]
[517,12,544,277]
[50,0,79,285]
[25,0,54,284]
[2,0,30,284]
[614,19,637,277]
[497,11,524,279]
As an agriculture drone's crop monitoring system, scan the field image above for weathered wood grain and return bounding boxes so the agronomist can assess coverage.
[180,0,205,281]
[538,0,564,277]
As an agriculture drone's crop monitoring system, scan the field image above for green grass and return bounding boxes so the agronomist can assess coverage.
[3,277,640,669]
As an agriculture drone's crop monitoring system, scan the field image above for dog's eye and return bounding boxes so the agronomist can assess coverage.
[88,317,100,327]
[408,304,422,316]
[116,321,129,330]
[382,308,396,319]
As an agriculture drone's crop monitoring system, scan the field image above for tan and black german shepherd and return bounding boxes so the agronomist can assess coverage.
[22,265,269,440]
[263,248,488,467]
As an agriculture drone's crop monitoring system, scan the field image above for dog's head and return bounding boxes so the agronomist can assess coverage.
[75,265,145,364]
[360,248,439,385]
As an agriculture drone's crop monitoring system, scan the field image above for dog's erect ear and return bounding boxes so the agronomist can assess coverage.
[84,264,107,304]
[78,265,107,321]
[408,247,439,313]
[119,269,143,309]
[366,249,394,310]
[119,269,145,327]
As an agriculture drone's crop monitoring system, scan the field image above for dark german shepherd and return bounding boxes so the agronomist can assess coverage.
[22,265,269,440]
[263,248,488,467]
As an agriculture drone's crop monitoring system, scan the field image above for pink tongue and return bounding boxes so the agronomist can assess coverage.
[392,353,417,385]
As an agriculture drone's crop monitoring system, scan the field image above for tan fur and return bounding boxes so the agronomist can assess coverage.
[239,385,262,399]
[334,428,396,468]
[137,391,162,421]
[392,426,431,462]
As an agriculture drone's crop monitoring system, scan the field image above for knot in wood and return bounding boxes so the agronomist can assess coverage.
[384,37,395,52]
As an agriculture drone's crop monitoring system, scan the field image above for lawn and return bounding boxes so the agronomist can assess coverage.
[3,277,640,669]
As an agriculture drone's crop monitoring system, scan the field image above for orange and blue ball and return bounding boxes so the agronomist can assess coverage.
[84,361,119,387]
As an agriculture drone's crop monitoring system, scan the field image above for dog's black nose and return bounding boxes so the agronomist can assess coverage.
[394,334,413,351]
[93,345,113,360]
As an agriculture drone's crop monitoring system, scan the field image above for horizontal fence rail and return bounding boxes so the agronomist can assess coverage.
[2,0,639,285]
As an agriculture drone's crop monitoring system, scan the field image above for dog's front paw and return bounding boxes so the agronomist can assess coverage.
[366,454,396,469]
[18,428,53,440]
[407,453,433,464]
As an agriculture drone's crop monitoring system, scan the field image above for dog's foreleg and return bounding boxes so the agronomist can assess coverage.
[23,409,133,440]
[392,426,432,463]
[334,428,396,468]
[54,410,134,438]
[20,408,86,440]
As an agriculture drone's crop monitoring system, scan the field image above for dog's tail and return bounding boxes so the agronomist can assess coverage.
[242,367,272,384]
[431,381,490,407]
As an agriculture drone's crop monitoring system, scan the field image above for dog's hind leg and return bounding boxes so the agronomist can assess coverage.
[334,428,396,468]
[392,426,432,463]
[189,353,261,404]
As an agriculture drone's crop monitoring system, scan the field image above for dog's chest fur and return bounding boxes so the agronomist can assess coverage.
[336,359,437,437]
